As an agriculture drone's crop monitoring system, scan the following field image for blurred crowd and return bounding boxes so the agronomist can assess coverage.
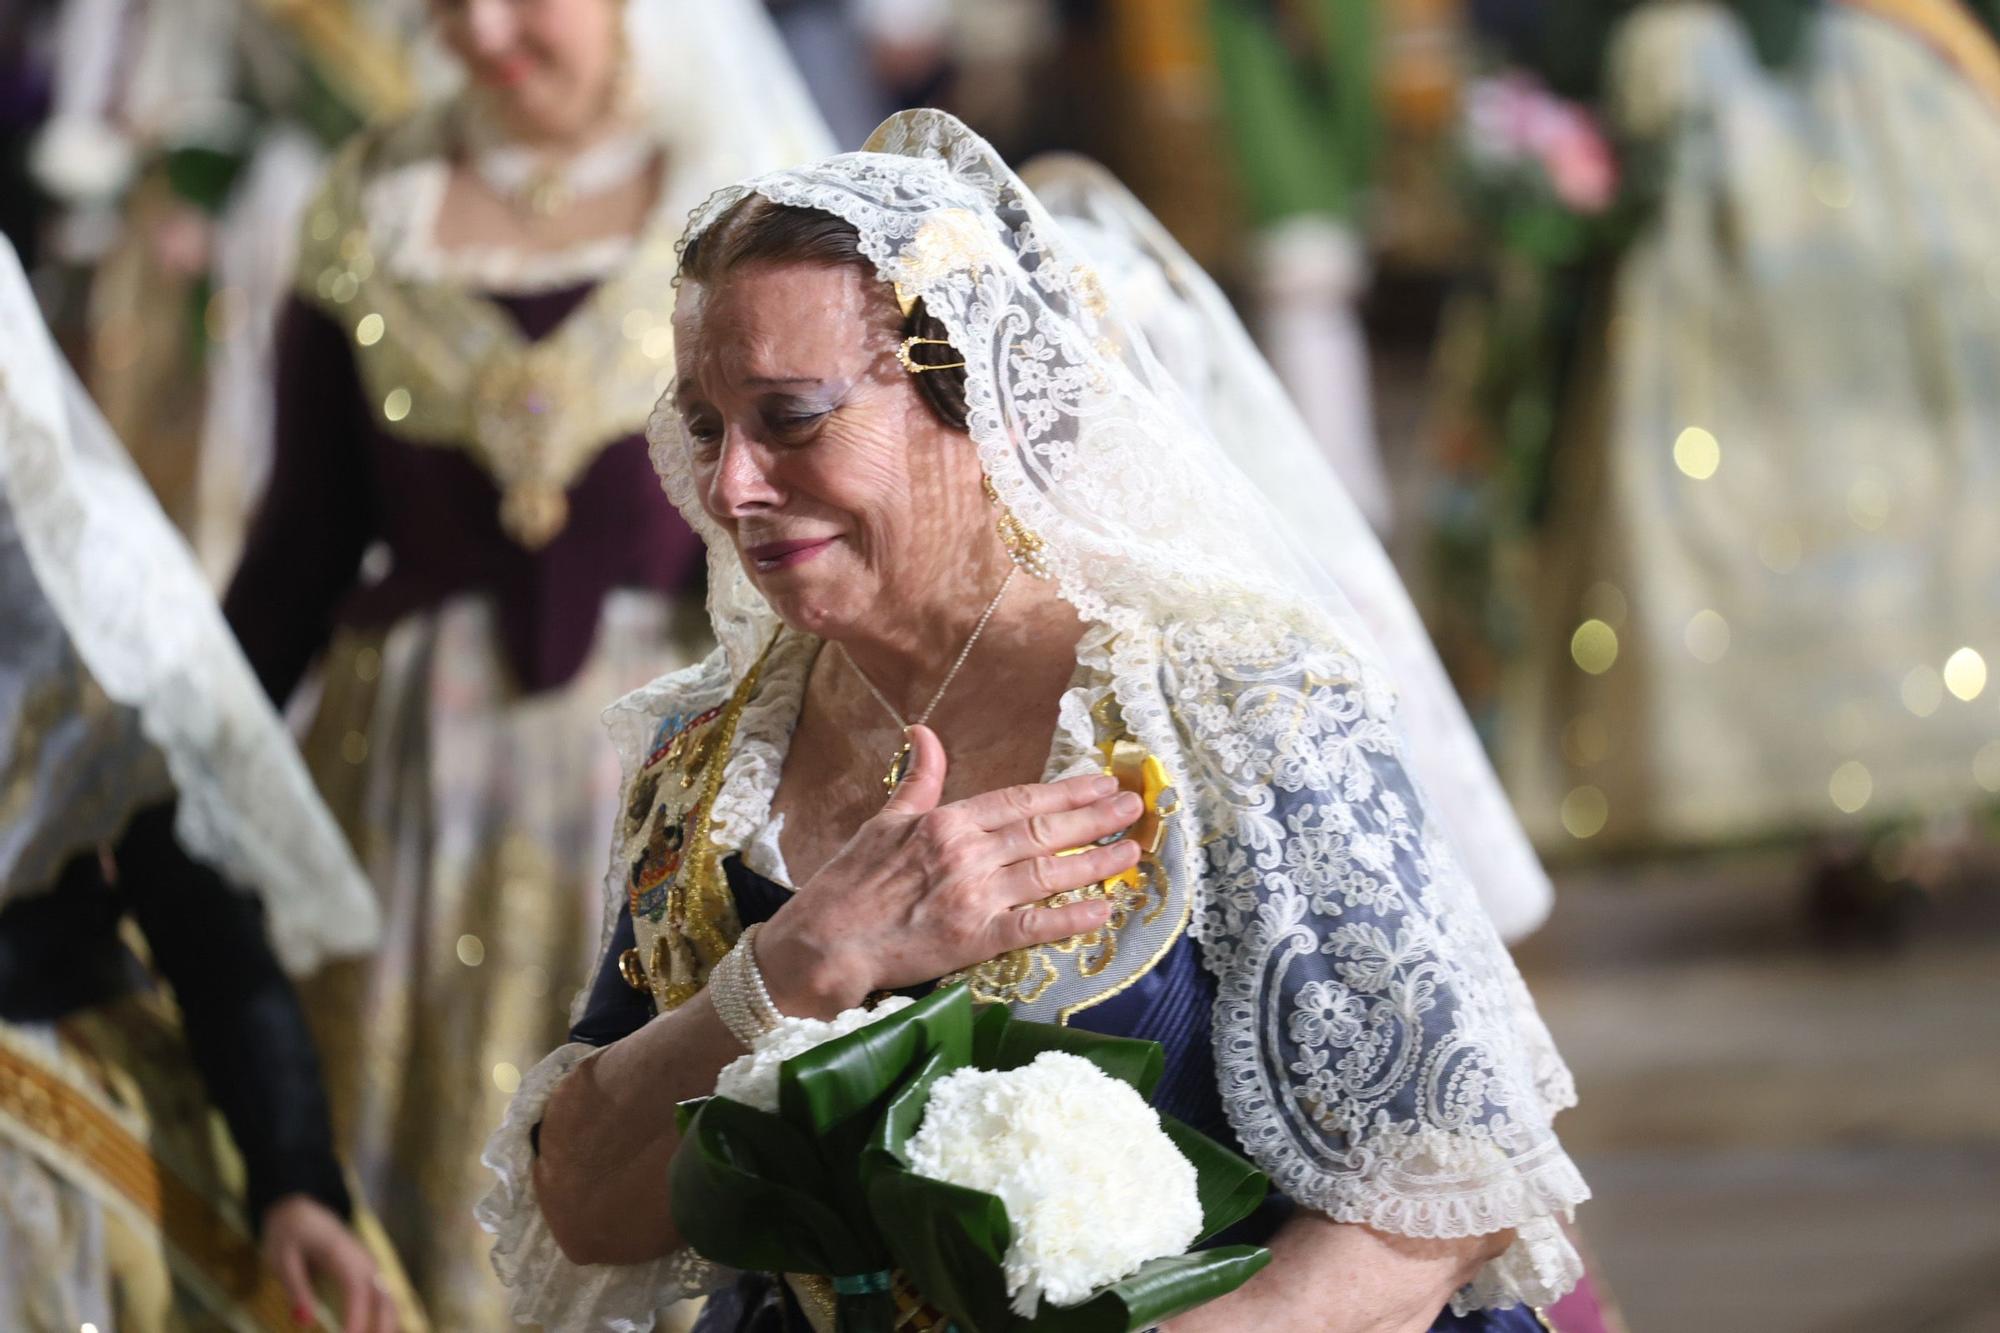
[5,1,2000,1328]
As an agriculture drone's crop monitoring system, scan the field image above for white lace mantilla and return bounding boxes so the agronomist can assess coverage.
[0,239,379,973]
[486,108,1585,1325]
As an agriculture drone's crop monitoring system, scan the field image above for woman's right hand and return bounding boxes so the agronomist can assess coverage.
[755,724,1141,1016]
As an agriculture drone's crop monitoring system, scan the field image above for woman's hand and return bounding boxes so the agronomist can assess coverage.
[260,1194,401,1333]
[758,724,1141,1015]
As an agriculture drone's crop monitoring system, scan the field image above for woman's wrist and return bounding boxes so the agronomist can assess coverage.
[753,914,869,1019]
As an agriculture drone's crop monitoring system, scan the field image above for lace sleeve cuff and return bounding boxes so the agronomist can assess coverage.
[476,1042,731,1331]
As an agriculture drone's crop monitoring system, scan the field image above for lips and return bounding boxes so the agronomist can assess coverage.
[743,536,836,572]
[480,58,534,87]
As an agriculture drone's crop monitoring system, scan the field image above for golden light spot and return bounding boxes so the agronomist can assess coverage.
[354,645,381,682]
[204,285,245,343]
[1901,665,1944,717]
[1974,741,2000,793]
[1561,786,1609,839]
[315,266,341,301]
[1582,581,1628,628]
[1810,161,1854,209]
[641,327,674,360]
[1945,647,1988,701]
[622,309,652,340]
[1673,426,1720,480]
[347,251,374,283]
[456,934,486,967]
[309,210,338,242]
[1829,760,1873,814]
[1847,471,1890,531]
[1685,609,1730,663]
[355,312,385,347]
[1561,714,1611,768]
[1570,619,1619,675]
[329,271,359,304]
[1758,524,1802,574]
[340,730,369,766]
[383,387,412,422]
[492,1062,521,1095]
[339,230,368,262]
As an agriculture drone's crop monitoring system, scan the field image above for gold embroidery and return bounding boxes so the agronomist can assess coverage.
[945,717,1189,1019]
[623,640,776,1011]
[295,112,681,550]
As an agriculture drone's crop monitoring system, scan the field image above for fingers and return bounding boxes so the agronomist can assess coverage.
[958,770,1120,831]
[994,837,1141,908]
[987,893,1115,957]
[882,723,947,814]
[371,1281,402,1333]
[339,1261,374,1333]
[271,1241,314,1328]
[988,789,1143,865]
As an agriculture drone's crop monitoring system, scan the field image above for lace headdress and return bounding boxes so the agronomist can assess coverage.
[637,111,1587,1311]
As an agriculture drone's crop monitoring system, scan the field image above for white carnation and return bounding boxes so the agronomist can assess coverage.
[712,996,916,1113]
[904,1051,1204,1316]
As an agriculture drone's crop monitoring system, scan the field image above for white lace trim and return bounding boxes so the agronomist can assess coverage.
[476,1042,731,1331]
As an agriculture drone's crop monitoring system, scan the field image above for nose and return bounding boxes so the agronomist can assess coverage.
[706,429,783,518]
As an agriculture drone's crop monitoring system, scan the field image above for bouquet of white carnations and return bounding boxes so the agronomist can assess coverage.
[670,984,1270,1333]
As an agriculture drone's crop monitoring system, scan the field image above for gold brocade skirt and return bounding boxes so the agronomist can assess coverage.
[0,990,422,1332]
[296,590,705,1331]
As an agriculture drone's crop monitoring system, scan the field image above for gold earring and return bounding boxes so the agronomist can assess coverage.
[982,474,1052,578]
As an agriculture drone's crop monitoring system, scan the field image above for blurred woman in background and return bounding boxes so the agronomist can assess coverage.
[219,0,831,1322]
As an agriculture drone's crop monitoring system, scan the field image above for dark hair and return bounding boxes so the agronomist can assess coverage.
[676,195,969,430]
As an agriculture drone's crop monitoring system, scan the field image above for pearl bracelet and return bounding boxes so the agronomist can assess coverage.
[710,922,783,1049]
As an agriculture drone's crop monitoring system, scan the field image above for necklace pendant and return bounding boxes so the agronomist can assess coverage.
[883,742,913,797]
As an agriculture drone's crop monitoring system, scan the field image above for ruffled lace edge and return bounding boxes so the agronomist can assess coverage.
[476,1042,730,1331]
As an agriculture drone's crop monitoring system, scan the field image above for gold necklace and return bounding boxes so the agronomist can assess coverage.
[838,568,1018,796]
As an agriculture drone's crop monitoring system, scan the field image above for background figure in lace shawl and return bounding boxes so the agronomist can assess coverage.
[480,110,1586,1333]
[217,0,832,1325]
[0,236,417,1332]
[1434,1,2000,927]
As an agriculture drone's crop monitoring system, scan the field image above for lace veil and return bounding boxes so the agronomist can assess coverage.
[1018,153,1552,943]
[0,237,379,974]
[636,112,1586,1309]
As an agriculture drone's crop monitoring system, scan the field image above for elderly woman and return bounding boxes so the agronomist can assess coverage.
[482,110,1587,1333]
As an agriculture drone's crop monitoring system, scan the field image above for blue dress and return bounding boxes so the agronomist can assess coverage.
[567,857,1548,1333]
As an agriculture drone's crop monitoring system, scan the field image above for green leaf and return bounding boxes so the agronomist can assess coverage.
[780,984,974,1133]
[971,1008,1165,1100]
[866,1162,1017,1332]
[1034,1247,1273,1333]
[1159,1117,1268,1243]
[669,1096,873,1274]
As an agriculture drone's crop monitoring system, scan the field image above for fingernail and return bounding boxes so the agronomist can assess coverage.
[1091,775,1119,796]
[1113,792,1142,817]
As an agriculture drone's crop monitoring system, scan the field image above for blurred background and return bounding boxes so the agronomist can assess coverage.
[5,2,1999,1329]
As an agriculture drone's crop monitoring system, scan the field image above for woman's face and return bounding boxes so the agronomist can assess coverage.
[672,262,995,642]
[433,0,622,141]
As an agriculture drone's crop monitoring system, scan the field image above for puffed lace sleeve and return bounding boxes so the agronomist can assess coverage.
[476,1040,731,1331]
[1170,631,1590,1311]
